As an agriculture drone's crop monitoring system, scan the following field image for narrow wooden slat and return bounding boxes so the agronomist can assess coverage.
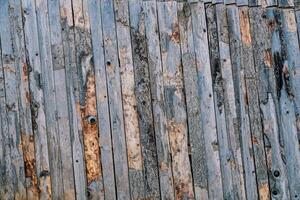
[157,2,194,199]
[35,0,64,198]
[224,0,237,5]
[249,7,290,200]
[8,0,39,198]
[206,4,235,199]
[129,1,161,199]
[21,0,52,198]
[239,7,271,200]
[278,0,294,7]
[191,2,223,199]
[226,5,259,200]
[144,2,175,199]
[87,0,116,199]
[177,3,209,200]
[0,26,14,200]
[47,0,76,199]
[275,8,300,198]
[216,4,247,200]
[114,1,145,198]
[100,0,131,198]
[0,1,27,199]
[237,0,249,6]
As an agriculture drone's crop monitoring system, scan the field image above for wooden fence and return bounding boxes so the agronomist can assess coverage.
[0,0,300,199]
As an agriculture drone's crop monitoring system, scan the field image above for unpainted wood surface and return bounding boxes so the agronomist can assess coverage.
[0,0,300,199]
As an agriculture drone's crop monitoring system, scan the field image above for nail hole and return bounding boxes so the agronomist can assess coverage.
[106,61,111,65]
[272,189,279,196]
[87,115,97,124]
[273,170,280,177]
[35,53,39,56]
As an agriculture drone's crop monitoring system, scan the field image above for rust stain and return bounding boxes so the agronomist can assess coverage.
[170,23,180,43]
[259,182,270,200]
[284,11,297,32]
[81,73,102,184]
[39,174,52,200]
[21,133,39,198]
[239,9,252,45]
[264,49,272,68]
[22,63,29,81]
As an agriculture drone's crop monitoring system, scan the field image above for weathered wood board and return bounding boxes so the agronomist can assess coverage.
[1,0,300,199]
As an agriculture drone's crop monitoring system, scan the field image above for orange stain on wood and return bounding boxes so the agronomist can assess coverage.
[259,182,270,200]
[239,9,252,45]
[80,73,102,184]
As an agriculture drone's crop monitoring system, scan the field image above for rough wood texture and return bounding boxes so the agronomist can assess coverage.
[1,0,300,199]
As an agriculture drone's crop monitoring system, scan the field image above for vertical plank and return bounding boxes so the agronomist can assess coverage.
[206,4,235,200]
[35,0,64,198]
[0,1,27,199]
[47,0,76,199]
[22,0,52,198]
[157,2,194,199]
[239,6,270,200]
[129,1,161,199]
[9,0,39,198]
[273,8,300,199]
[59,0,88,198]
[216,4,247,200]
[191,2,224,199]
[0,27,14,200]
[114,1,145,199]
[177,2,209,200]
[249,7,290,199]
[226,5,259,200]
[87,0,116,199]
[144,2,175,199]
[100,0,131,199]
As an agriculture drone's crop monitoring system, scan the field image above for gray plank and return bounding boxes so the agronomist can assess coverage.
[0,1,26,199]
[47,0,76,199]
[206,4,235,200]
[216,4,247,200]
[226,5,259,200]
[114,1,145,199]
[239,6,271,200]
[177,2,209,200]
[87,0,116,199]
[157,2,194,199]
[59,0,88,198]
[35,0,64,198]
[100,0,131,199]
[143,1,175,199]
[129,1,161,199]
[191,2,224,199]
[249,7,290,200]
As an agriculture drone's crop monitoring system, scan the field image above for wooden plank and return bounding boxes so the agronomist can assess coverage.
[114,1,145,199]
[129,1,161,199]
[8,0,39,198]
[100,0,131,199]
[280,8,300,145]
[21,0,53,198]
[249,7,290,200]
[157,2,194,199]
[0,1,27,199]
[59,0,88,199]
[206,4,236,200]
[73,0,105,198]
[35,0,65,198]
[226,5,259,200]
[278,0,294,7]
[191,2,223,199]
[87,0,116,199]
[143,2,175,199]
[47,0,76,199]
[274,8,300,199]
[0,25,14,200]
[239,7,271,200]
[215,4,247,200]
[177,3,209,200]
